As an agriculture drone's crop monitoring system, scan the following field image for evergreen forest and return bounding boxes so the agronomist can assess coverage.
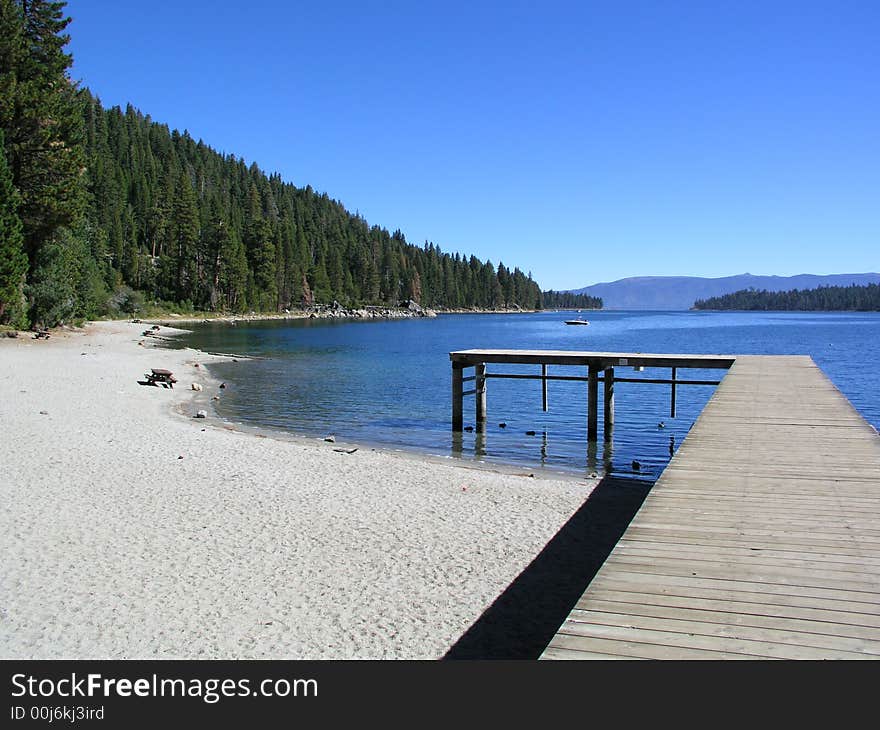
[693,284,880,311]
[0,0,602,330]
[541,290,602,309]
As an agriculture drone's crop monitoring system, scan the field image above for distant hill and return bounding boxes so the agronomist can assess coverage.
[571,273,880,310]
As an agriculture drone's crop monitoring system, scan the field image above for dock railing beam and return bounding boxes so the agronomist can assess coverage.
[587,365,599,441]
[541,363,548,411]
[671,366,677,418]
[604,366,614,440]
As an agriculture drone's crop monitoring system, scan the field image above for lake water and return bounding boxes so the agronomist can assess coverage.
[174,311,880,481]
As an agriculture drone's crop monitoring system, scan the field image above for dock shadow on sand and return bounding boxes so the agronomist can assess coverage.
[444,475,652,660]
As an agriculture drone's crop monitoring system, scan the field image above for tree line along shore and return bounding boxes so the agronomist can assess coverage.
[0,0,601,332]
[693,284,880,311]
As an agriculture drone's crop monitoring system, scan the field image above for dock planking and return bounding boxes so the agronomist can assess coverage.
[540,355,880,659]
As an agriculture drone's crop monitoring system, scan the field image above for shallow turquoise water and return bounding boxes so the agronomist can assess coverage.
[174,310,880,480]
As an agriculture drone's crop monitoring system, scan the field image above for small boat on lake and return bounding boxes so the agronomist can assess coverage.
[564,318,590,325]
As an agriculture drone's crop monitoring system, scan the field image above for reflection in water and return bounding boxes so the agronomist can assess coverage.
[451,431,463,456]
[601,438,613,474]
[585,438,615,477]
[586,439,599,474]
[474,431,487,458]
[448,429,488,460]
[454,422,617,479]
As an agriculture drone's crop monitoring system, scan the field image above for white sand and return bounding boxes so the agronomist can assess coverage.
[0,321,595,659]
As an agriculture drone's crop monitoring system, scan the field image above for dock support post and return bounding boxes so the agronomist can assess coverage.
[604,366,614,441]
[475,362,487,431]
[541,364,548,411]
[588,365,599,441]
[452,362,464,432]
[671,366,677,418]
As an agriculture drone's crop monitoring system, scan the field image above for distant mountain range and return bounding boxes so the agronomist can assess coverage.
[571,273,880,310]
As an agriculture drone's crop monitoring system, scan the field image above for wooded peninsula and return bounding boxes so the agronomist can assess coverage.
[0,0,600,330]
[694,284,880,311]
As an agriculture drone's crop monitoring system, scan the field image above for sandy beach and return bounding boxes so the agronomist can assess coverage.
[0,321,596,659]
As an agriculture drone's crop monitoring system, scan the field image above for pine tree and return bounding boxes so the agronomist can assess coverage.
[0,129,27,326]
[249,218,277,310]
[410,269,422,304]
[170,169,199,303]
[0,0,85,268]
[214,218,248,312]
[310,254,332,303]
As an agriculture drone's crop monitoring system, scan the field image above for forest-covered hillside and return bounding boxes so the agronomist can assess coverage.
[78,91,547,316]
[541,290,602,309]
[0,0,600,328]
[693,284,880,311]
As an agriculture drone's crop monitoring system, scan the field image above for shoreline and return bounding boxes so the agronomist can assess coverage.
[0,321,598,659]
[154,324,591,484]
[0,305,598,338]
[137,306,545,326]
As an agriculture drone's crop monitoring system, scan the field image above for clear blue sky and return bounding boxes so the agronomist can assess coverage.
[66,0,878,290]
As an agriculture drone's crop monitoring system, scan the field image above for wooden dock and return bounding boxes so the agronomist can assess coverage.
[540,355,880,659]
[449,349,734,440]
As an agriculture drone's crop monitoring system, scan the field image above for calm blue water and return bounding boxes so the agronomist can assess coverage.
[174,311,880,480]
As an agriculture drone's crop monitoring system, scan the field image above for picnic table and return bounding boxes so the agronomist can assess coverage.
[145,368,177,388]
